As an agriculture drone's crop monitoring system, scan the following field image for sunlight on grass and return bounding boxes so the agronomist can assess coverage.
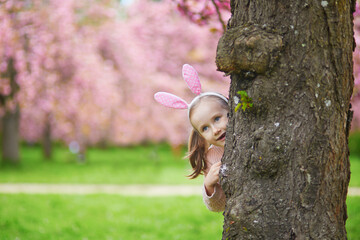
[0,144,359,187]
[0,194,358,240]
[0,143,359,239]
[0,144,202,185]
[347,197,360,240]
[350,156,360,187]
[0,194,223,240]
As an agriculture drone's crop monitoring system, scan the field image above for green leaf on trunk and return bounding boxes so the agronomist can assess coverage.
[235,91,253,112]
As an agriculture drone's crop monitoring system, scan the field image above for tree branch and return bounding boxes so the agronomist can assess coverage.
[210,0,226,32]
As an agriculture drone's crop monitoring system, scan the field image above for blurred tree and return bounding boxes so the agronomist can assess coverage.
[1,58,20,163]
[0,3,24,163]
[216,0,354,239]
[0,0,230,163]
[0,0,122,161]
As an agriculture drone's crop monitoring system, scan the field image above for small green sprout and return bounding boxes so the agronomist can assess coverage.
[235,91,253,112]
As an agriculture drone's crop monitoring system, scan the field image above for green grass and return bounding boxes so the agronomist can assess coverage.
[0,143,359,239]
[1,144,359,187]
[347,197,360,240]
[0,144,202,185]
[0,194,358,240]
[349,131,360,158]
[350,156,360,187]
[0,194,223,240]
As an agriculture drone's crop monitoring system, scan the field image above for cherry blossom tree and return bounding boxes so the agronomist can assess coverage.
[1,1,33,162]
[2,0,360,165]
[1,0,124,161]
[0,0,230,162]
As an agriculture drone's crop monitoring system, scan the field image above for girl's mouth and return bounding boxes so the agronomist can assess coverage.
[217,132,226,141]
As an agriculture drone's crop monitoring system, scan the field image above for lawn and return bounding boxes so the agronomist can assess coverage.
[0,194,223,240]
[347,197,360,240]
[0,144,202,185]
[0,144,359,239]
[0,194,358,240]
[350,156,360,187]
[0,144,359,187]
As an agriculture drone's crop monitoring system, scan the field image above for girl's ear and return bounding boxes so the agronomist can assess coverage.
[182,64,202,95]
[154,92,188,109]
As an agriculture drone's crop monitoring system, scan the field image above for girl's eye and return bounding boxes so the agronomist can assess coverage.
[202,126,208,132]
[215,116,221,122]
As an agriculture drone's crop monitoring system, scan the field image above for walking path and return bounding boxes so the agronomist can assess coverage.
[0,183,359,196]
[0,184,202,196]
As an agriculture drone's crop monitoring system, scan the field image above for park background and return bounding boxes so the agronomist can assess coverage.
[0,0,360,239]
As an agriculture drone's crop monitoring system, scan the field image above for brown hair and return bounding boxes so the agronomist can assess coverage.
[186,95,229,179]
[186,129,208,179]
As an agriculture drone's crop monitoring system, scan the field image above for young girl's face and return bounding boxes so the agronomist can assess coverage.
[190,98,228,147]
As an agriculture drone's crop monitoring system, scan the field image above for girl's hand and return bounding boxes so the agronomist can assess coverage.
[204,162,222,196]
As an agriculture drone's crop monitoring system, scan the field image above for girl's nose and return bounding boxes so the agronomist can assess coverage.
[213,127,221,135]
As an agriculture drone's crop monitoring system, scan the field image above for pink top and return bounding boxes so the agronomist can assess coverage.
[202,145,226,212]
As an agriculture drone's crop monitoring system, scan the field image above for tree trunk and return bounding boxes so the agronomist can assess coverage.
[43,115,52,160]
[216,0,355,239]
[1,57,20,164]
[2,106,20,163]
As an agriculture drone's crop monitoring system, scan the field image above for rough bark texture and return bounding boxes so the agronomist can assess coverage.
[216,0,355,239]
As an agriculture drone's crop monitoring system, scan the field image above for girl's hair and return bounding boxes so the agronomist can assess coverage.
[186,129,208,179]
[186,95,229,179]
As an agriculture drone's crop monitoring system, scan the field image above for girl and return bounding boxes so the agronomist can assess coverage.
[154,64,228,212]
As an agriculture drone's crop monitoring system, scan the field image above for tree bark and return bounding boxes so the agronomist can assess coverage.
[1,57,20,164]
[43,114,52,160]
[216,0,355,239]
[2,106,20,163]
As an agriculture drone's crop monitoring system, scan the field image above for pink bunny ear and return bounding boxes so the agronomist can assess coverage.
[182,64,201,95]
[154,92,188,109]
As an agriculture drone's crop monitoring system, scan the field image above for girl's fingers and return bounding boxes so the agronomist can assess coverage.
[214,162,222,167]
[210,168,219,176]
[211,162,222,170]
[205,162,222,187]
[212,162,222,172]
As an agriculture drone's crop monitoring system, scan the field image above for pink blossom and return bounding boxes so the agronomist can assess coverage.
[353,2,360,132]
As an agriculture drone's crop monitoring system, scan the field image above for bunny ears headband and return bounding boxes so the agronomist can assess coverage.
[154,64,228,117]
